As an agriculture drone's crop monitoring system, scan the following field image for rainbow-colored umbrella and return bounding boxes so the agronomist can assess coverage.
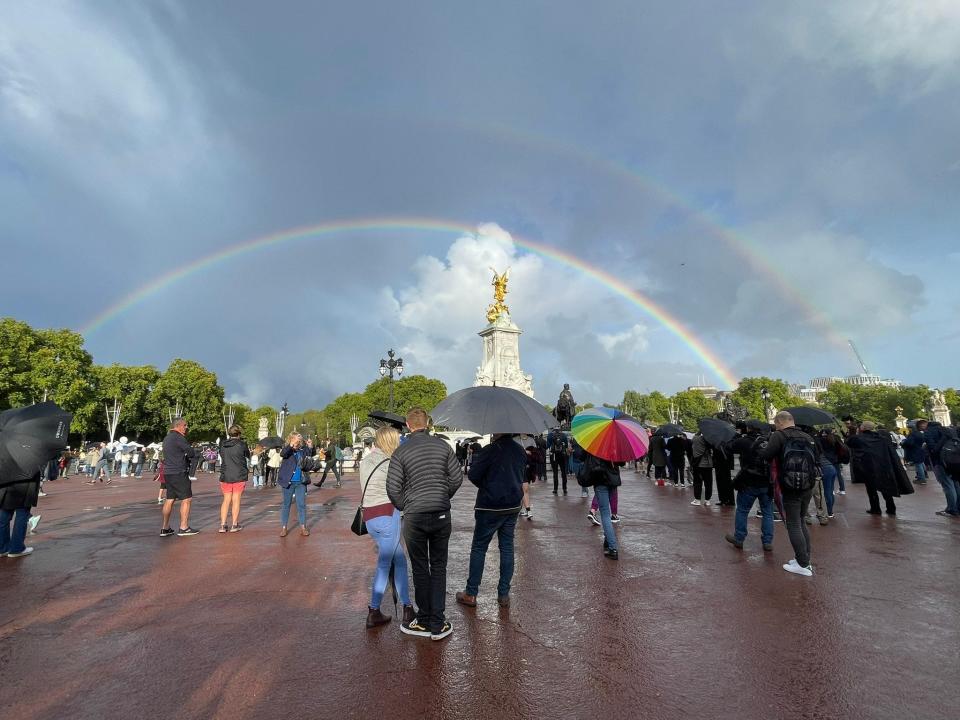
[570,407,648,463]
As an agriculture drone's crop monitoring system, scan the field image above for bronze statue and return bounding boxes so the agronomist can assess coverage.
[486,267,511,323]
[555,383,576,428]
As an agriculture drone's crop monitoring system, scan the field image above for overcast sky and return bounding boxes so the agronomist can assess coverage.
[2,1,958,409]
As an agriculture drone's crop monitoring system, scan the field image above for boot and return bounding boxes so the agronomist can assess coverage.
[402,605,416,624]
[366,608,391,628]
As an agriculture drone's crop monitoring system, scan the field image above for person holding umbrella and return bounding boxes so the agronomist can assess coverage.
[456,431,526,609]
[571,407,648,560]
[0,473,41,558]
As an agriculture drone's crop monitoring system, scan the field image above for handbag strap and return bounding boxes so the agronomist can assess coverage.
[359,458,391,507]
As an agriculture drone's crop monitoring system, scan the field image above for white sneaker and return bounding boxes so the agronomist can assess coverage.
[189,476,198,481]
[27,515,40,534]
[783,562,813,577]
[690,499,701,506]
[38,491,48,497]
[703,500,712,507]
[839,491,846,495]
[7,547,34,558]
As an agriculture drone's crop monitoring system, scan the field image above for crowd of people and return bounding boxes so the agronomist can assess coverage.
[3,404,959,643]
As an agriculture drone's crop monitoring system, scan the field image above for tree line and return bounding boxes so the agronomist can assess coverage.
[622,376,960,429]
[0,317,447,445]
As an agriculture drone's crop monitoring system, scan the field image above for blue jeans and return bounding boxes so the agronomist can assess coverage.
[594,485,618,551]
[820,464,837,515]
[367,510,410,608]
[834,464,845,492]
[734,486,774,545]
[914,462,927,483]
[280,483,307,527]
[0,508,30,555]
[465,510,518,597]
[933,465,960,514]
[121,460,130,476]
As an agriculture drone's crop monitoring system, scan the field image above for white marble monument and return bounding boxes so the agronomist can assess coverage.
[931,390,952,426]
[474,268,534,397]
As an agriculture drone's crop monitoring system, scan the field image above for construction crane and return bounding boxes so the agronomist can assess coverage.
[847,339,870,375]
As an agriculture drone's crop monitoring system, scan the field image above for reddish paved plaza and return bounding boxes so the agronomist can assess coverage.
[1,467,957,720]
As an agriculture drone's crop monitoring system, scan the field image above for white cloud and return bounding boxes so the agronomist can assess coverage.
[597,324,650,359]
[780,1,960,90]
[381,224,721,404]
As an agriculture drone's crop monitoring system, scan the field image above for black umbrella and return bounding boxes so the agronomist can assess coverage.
[260,436,284,449]
[782,406,836,427]
[653,423,685,436]
[698,417,737,447]
[0,402,72,487]
[368,410,407,431]
[431,386,556,435]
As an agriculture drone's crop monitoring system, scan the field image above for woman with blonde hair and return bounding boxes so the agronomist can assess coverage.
[278,432,309,537]
[360,426,414,628]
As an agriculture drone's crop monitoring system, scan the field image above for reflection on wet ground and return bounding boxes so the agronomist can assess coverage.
[1,469,957,719]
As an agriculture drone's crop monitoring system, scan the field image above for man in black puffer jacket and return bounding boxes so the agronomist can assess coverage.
[387,407,463,641]
[456,434,525,610]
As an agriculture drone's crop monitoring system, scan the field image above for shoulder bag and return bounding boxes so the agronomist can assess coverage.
[351,458,390,536]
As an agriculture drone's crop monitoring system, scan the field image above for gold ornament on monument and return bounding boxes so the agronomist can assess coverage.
[486,267,511,324]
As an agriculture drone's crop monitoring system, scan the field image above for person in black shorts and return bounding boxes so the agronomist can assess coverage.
[160,417,200,537]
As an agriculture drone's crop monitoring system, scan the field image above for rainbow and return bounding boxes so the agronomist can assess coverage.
[437,118,851,349]
[81,218,740,388]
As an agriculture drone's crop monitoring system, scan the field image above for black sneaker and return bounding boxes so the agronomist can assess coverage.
[159,528,175,537]
[431,621,453,641]
[177,527,200,536]
[603,547,619,560]
[400,620,432,638]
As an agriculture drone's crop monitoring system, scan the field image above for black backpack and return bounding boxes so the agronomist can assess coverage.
[745,435,771,481]
[940,434,960,475]
[779,435,818,491]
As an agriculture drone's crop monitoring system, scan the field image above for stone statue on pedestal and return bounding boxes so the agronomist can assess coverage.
[258,417,269,440]
[931,390,952,426]
[474,266,535,397]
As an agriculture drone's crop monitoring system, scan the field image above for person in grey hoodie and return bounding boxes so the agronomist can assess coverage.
[218,425,250,533]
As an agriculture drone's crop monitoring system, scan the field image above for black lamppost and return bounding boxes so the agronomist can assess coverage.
[379,349,404,412]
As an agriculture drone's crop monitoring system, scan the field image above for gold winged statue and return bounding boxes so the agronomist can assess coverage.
[486,267,511,323]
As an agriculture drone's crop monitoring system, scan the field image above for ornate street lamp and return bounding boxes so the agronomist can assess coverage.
[378,349,404,413]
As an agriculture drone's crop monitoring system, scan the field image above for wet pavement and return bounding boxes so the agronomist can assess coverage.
[1,467,957,720]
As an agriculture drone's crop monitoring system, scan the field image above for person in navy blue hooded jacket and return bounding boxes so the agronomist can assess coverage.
[455,434,525,609]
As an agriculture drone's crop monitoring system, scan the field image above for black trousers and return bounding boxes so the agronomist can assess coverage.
[866,480,897,514]
[670,463,685,484]
[552,458,568,492]
[694,467,713,500]
[403,511,452,633]
[714,463,734,505]
[783,489,813,567]
[320,462,341,485]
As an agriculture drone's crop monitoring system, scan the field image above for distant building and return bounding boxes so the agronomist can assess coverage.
[796,373,902,404]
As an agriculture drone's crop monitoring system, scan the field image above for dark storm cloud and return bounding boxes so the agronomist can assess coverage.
[2,1,958,406]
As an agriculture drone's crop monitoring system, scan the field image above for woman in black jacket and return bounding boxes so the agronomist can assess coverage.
[218,425,250,533]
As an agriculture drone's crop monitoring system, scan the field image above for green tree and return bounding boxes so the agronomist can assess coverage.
[0,318,36,409]
[145,359,225,440]
[94,364,161,438]
[671,390,717,427]
[363,375,448,417]
[729,377,805,420]
[0,319,97,435]
[622,390,671,424]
